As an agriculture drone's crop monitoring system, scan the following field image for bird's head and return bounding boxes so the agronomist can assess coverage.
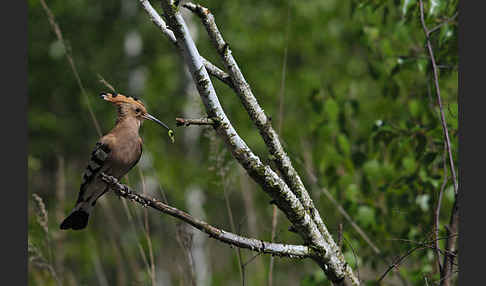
[100,92,174,141]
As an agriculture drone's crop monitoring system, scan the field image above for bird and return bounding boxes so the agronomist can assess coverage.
[60,92,173,230]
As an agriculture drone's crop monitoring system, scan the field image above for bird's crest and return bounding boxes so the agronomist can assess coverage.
[100,92,147,112]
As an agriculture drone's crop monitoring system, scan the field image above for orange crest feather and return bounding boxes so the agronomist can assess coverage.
[100,92,146,111]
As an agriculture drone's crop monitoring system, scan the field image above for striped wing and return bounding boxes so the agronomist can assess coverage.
[60,142,111,230]
[76,142,111,205]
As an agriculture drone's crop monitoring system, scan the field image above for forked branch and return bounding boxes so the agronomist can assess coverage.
[418,1,458,285]
[136,1,359,284]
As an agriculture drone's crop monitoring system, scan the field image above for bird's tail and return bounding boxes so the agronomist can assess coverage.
[60,209,90,230]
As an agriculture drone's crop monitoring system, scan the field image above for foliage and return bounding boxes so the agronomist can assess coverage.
[28,0,457,285]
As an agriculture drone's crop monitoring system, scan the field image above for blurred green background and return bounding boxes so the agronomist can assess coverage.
[28,0,458,285]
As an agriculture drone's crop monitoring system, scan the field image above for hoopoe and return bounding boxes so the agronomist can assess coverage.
[60,92,172,230]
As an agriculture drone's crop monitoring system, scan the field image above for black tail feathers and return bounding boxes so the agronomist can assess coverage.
[60,210,90,230]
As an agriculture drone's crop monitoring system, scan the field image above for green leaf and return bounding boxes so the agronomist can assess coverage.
[445,102,458,130]
[346,184,359,203]
[408,99,421,118]
[324,98,339,122]
[402,157,416,174]
[337,133,351,156]
[445,185,455,202]
[363,159,381,180]
[356,205,375,227]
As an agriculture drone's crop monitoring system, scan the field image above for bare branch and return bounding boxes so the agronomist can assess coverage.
[337,223,343,249]
[434,146,449,273]
[268,204,279,286]
[138,1,358,284]
[418,2,459,285]
[429,12,458,35]
[378,246,426,283]
[176,117,217,127]
[440,199,458,286]
[322,187,381,255]
[97,74,117,93]
[388,236,458,258]
[100,173,312,258]
[138,0,177,43]
[137,0,233,89]
[182,1,341,271]
[301,145,381,255]
[201,57,234,88]
[419,0,458,195]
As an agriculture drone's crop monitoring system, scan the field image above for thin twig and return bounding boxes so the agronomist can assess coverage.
[277,4,290,134]
[419,0,458,195]
[434,269,459,285]
[337,223,343,249]
[101,173,313,258]
[428,12,458,35]
[377,246,426,283]
[388,236,458,257]
[97,74,117,93]
[138,167,157,286]
[268,205,279,286]
[434,145,448,273]
[39,0,102,137]
[440,199,459,286]
[343,236,360,284]
[419,2,459,285]
[224,187,245,286]
[270,6,290,284]
[322,187,380,254]
[301,145,381,255]
[120,182,152,281]
[176,117,217,127]
[243,252,263,268]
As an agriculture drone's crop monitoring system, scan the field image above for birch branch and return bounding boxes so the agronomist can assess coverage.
[182,3,358,283]
[137,0,232,88]
[157,1,322,252]
[201,57,234,88]
[182,3,332,245]
[176,117,217,127]
[138,1,359,284]
[100,173,311,258]
[138,0,176,43]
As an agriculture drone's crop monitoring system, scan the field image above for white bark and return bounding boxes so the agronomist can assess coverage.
[135,1,360,284]
[101,173,313,258]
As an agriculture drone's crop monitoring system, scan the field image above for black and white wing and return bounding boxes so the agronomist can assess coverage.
[60,142,111,230]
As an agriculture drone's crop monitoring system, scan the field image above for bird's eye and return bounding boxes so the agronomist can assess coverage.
[135,108,141,113]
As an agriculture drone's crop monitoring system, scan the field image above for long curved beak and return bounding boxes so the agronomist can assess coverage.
[143,113,170,130]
